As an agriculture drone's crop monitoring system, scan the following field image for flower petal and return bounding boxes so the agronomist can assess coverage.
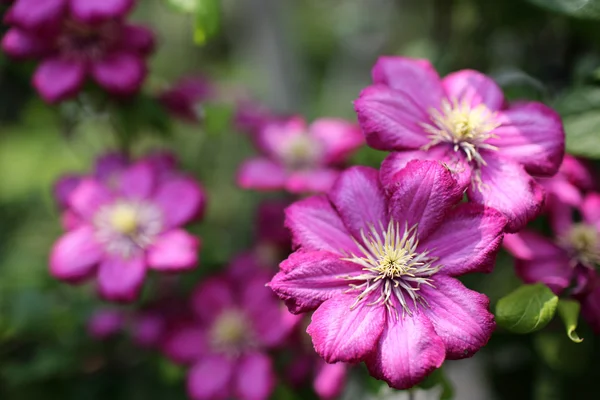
[121,24,155,55]
[307,293,385,363]
[328,166,389,241]
[117,161,156,199]
[54,175,82,209]
[97,255,146,302]
[234,352,275,400]
[442,69,504,111]
[7,0,66,30]
[420,203,506,276]
[237,158,287,190]
[354,85,431,151]
[504,231,572,294]
[579,284,600,334]
[582,193,600,229]
[187,354,233,400]
[91,52,145,96]
[255,116,307,157]
[285,195,358,255]
[162,326,206,364]
[420,275,495,359]
[147,230,200,271]
[190,277,235,324]
[285,169,340,194]
[270,251,362,314]
[33,57,86,103]
[314,361,347,400]
[364,308,445,390]
[308,118,364,164]
[94,152,128,182]
[1,28,50,59]
[153,177,206,229]
[467,155,544,233]
[50,226,102,282]
[371,56,444,112]
[68,178,113,221]
[70,0,134,23]
[488,102,564,176]
[387,160,466,239]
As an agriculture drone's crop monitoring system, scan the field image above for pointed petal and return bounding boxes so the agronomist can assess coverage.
[121,24,155,55]
[68,179,113,221]
[582,193,600,229]
[237,158,287,190]
[314,361,347,400]
[285,195,358,255]
[442,69,504,111]
[91,52,145,95]
[190,277,235,324]
[387,160,467,239]
[1,28,50,59]
[328,166,389,241]
[371,56,444,111]
[153,177,206,229]
[7,0,66,30]
[50,226,102,282]
[147,230,200,271]
[270,251,363,314]
[354,85,431,151]
[307,293,386,363]
[53,174,82,209]
[308,118,364,164]
[94,152,129,182]
[285,168,340,194]
[489,102,564,176]
[33,58,86,103]
[420,275,495,359]
[187,355,233,400]
[234,352,275,400]
[97,255,146,302]
[365,309,445,390]
[467,155,544,233]
[162,326,207,364]
[117,161,156,199]
[70,0,134,23]
[420,203,506,276]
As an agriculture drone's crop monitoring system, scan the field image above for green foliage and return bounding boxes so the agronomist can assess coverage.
[418,368,454,399]
[528,0,600,19]
[495,284,559,334]
[163,0,220,45]
[557,299,584,343]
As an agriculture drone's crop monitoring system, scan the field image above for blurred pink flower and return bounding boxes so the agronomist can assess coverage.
[159,76,214,123]
[162,273,298,400]
[234,100,277,136]
[238,116,364,194]
[50,153,206,302]
[504,193,600,332]
[87,308,125,340]
[269,160,506,389]
[355,56,565,232]
[2,0,154,103]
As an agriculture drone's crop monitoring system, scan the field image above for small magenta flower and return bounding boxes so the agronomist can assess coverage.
[2,0,154,103]
[504,193,600,332]
[158,76,214,123]
[269,160,506,389]
[50,153,205,302]
[162,273,298,400]
[87,308,125,340]
[354,56,565,232]
[237,116,364,194]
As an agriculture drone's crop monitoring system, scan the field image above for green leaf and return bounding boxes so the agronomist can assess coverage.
[194,0,220,45]
[495,284,558,334]
[164,0,198,13]
[528,0,600,19]
[563,111,600,159]
[557,299,584,343]
[418,368,454,399]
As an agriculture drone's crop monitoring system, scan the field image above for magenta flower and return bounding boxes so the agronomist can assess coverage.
[354,56,565,232]
[162,274,298,400]
[504,193,600,332]
[269,160,506,389]
[2,0,154,103]
[50,154,205,302]
[159,76,214,123]
[237,116,364,194]
[87,308,125,340]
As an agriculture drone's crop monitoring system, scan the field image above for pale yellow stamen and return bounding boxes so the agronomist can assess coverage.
[210,310,251,353]
[280,135,322,169]
[558,223,600,267]
[108,203,140,235]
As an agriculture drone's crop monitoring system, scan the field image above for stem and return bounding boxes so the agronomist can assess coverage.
[408,389,415,400]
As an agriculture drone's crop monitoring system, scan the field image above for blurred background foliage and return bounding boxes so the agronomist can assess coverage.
[3,0,600,399]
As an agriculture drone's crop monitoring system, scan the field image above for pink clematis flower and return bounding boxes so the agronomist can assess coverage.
[162,273,298,400]
[504,193,600,332]
[237,116,365,194]
[2,0,154,103]
[50,153,206,302]
[158,76,214,123]
[87,308,125,340]
[269,160,506,389]
[354,56,565,232]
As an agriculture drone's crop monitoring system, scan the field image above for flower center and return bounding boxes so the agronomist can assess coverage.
[94,200,163,258]
[210,309,252,354]
[57,20,119,61]
[559,223,600,267]
[280,134,322,170]
[421,99,500,166]
[341,221,440,318]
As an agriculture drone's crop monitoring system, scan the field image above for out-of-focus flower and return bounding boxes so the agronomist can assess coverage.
[162,273,298,400]
[2,0,154,103]
[269,161,506,389]
[237,116,364,194]
[158,76,214,123]
[234,100,277,136]
[504,193,600,332]
[354,56,565,232]
[87,308,125,340]
[50,152,205,302]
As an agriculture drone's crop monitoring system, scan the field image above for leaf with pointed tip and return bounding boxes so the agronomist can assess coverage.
[495,284,558,334]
